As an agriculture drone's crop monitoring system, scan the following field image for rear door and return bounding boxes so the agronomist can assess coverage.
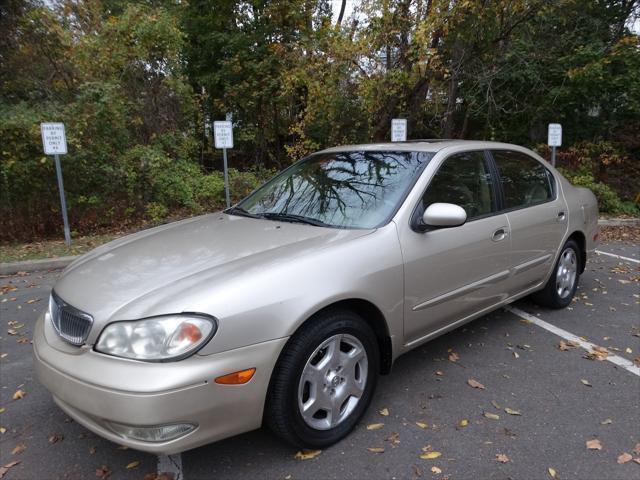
[400,150,512,345]
[490,150,568,293]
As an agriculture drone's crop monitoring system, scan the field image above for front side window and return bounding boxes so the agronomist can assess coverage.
[237,151,434,229]
[421,151,497,220]
[492,150,554,209]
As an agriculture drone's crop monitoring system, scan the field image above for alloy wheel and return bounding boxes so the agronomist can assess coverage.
[297,334,368,430]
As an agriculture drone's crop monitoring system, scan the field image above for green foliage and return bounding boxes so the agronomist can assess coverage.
[1,0,638,242]
[559,168,623,214]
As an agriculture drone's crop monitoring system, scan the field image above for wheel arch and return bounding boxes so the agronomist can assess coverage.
[289,298,394,375]
[567,230,586,274]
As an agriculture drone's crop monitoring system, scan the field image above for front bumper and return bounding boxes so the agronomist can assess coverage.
[33,313,288,454]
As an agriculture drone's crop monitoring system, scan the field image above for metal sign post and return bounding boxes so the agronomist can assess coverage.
[391,118,407,142]
[548,123,562,166]
[41,123,71,247]
[214,118,234,208]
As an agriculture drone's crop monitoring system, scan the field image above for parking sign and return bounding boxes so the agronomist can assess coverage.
[548,123,562,147]
[214,121,234,149]
[41,123,68,155]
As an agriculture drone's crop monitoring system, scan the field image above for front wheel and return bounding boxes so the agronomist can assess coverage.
[531,239,581,309]
[265,309,379,448]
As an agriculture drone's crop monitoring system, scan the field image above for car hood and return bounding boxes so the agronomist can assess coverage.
[53,213,372,324]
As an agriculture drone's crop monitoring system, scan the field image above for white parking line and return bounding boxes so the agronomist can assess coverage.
[595,249,639,264]
[505,305,640,377]
[158,454,184,480]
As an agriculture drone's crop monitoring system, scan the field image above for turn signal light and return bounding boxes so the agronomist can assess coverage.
[215,368,256,385]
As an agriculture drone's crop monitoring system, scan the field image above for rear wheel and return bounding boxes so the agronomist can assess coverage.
[531,239,581,309]
[265,309,379,448]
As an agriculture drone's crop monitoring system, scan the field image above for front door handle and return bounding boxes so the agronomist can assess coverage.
[557,211,566,222]
[492,228,508,242]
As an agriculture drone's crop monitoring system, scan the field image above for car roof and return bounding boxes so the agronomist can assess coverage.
[319,139,526,154]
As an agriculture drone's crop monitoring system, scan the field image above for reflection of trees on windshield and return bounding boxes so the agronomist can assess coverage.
[241,151,432,228]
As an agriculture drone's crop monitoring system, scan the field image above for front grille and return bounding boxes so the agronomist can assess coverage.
[50,292,93,345]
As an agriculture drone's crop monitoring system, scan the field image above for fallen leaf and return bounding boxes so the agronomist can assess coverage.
[294,450,322,460]
[0,354,7,359]
[386,432,400,446]
[415,422,428,429]
[48,433,63,444]
[585,345,609,361]
[420,451,442,460]
[513,351,519,358]
[491,400,502,409]
[484,412,500,420]
[548,467,557,478]
[126,461,140,470]
[11,443,26,455]
[367,447,385,453]
[379,408,389,417]
[0,461,21,479]
[586,439,602,450]
[0,408,4,414]
[412,465,423,477]
[431,466,442,474]
[95,465,111,479]
[12,390,25,400]
[617,452,632,464]
[558,340,579,351]
[580,379,592,387]
[448,352,459,362]
[116,445,128,450]
[496,454,509,463]
[625,347,632,354]
[435,370,444,376]
[467,379,485,390]
[367,423,384,430]
[0,427,5,434]
[633,443,640,456]
[458,419,469,428]
[600,419,612,425]
[89,446,97,454]
[504,407,521,416]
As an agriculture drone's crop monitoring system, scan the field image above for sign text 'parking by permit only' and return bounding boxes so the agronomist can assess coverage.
[41,123,68,155]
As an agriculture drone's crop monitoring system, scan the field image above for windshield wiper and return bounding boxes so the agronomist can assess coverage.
[260,212,331,227]
[225,206,262,219]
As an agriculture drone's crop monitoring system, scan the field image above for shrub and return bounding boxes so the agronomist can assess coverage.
[558,168,623,214]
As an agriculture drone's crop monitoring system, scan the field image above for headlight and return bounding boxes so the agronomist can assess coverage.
[95,314,216,361]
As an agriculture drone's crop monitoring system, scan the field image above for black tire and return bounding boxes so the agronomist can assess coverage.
[265,308,379,448]
[531,239,581,309]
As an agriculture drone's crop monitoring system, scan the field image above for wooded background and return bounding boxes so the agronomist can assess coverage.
[1,0,638,242]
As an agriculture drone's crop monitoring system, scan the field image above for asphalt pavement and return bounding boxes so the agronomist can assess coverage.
[0,242,638,480]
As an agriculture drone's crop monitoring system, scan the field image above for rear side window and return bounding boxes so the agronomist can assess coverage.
[492,150,554,210]
[421,151,497,220]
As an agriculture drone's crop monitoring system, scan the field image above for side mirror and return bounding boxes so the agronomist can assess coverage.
[422,202,467,229]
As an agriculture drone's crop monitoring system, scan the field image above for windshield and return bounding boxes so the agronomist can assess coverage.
[235,150,434,229]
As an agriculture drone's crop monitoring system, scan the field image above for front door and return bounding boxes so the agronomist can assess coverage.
[399,151,512,345]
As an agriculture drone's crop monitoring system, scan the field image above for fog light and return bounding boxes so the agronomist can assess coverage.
[108,422,196,442]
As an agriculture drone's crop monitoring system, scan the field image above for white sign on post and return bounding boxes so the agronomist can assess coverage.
[41,123,68,155]
[214,121,234,149]
[391,118,407,142]
[548,123,562,147]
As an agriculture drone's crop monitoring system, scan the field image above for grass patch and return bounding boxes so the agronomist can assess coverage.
[0,234,119,263]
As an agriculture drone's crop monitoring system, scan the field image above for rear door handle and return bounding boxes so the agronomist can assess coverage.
[492,228,508,242]
[557,211,566,222]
